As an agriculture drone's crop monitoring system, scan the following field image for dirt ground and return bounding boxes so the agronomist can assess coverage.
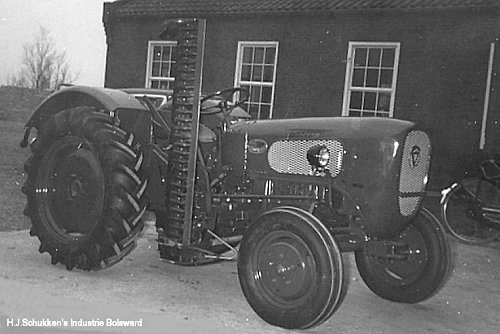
[0,218,499,334]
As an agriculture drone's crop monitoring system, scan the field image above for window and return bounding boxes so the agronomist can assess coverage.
[234,41,279,119]
[145,41,176,89]
[342,42,400,117]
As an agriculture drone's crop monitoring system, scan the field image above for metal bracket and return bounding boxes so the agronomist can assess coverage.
[364,239,409,260]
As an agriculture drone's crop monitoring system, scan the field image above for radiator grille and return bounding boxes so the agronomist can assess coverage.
[268,140,343,176]
[399,130,431,216]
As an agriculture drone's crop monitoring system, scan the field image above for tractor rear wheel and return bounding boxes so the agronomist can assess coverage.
[238,206,345,329]
[23,107,147,270]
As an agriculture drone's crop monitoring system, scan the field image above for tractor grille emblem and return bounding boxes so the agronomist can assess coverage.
[399,131,431,216]
[409,145,421,168]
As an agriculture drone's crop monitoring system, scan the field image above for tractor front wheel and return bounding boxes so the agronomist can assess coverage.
[355,207,451,303]
[238,206,345,329]
[23,107,148,270]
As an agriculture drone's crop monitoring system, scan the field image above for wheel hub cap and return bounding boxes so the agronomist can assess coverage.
[70,179,83,199]
[256,231,315,302]
[37,136,105,239]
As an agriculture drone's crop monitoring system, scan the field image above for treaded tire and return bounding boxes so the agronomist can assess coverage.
[238,206,345,329]
[355,207,451,303]
[22,107,148,270]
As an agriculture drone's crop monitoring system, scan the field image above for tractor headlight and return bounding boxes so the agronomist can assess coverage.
[318,147,330,167]
[307,145,330,170]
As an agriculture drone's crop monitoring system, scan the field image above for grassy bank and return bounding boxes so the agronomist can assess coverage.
[0,86,50,231]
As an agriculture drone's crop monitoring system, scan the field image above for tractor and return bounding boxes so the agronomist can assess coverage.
[20,19,450,329]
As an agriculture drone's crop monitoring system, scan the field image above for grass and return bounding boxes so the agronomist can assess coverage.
[0,86,50,231]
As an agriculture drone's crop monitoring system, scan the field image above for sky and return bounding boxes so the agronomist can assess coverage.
[0,0,116,87]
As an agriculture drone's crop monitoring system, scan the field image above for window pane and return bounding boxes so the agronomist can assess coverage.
[352,68,365,87]
[350,91,362,110]
[244,85,254,104]
[350,110,362,117]
[260,104,271,119]
[354,48,367,66]
[263,65,274,82]
[265,48,276,64]
[381,48,395,67]
[242,101,250,112]
[368,48,381,67]
[240,84,251,97]
[243,47,253,63]
[252,65,263,81]
[161,46,171,61]
[159,80,169,90]
[152,62,160,77]
[365,69,379,88]
[239,85,251,111]
[261,86,272,103]
[250,86,262,103]
[380,69,393,87]
[151,80,159,89]
[377,92,391,111]
[364,92,376,110]
[153,46,161,61]
[254,47,264,63]
[161,63,170,77]
[248,104,259,119]
[241,65,252,81]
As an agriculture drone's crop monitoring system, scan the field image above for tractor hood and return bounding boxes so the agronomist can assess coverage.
[229,117,414,141]
[222,116,429,238]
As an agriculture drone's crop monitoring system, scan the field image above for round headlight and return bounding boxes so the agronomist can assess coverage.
[307,145,330,170]
[318,147,330,167]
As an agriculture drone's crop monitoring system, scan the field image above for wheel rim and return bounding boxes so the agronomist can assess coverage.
[450,196,493,238]
[372,224,428,286]
[253,230,316,305]
[37,136,105,240]
[444,180,500,243]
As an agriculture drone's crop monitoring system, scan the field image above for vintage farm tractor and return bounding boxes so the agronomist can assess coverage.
[20,19,450,329]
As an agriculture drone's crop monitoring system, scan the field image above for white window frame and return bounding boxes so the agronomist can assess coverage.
[145,40,177,89]
[342,42,401,117]
[234,41,279,119]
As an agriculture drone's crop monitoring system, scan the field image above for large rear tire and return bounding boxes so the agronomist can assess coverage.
[355,207,450,303]
[23,107,148,270]
[238,207,345,329]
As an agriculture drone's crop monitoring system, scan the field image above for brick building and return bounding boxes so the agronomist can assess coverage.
[103,0,500,188]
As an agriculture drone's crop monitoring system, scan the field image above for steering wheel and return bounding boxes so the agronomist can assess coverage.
[200,87,249,118]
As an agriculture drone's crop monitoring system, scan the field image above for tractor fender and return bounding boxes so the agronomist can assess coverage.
[20,85,167,215]
[24,85,148,129]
